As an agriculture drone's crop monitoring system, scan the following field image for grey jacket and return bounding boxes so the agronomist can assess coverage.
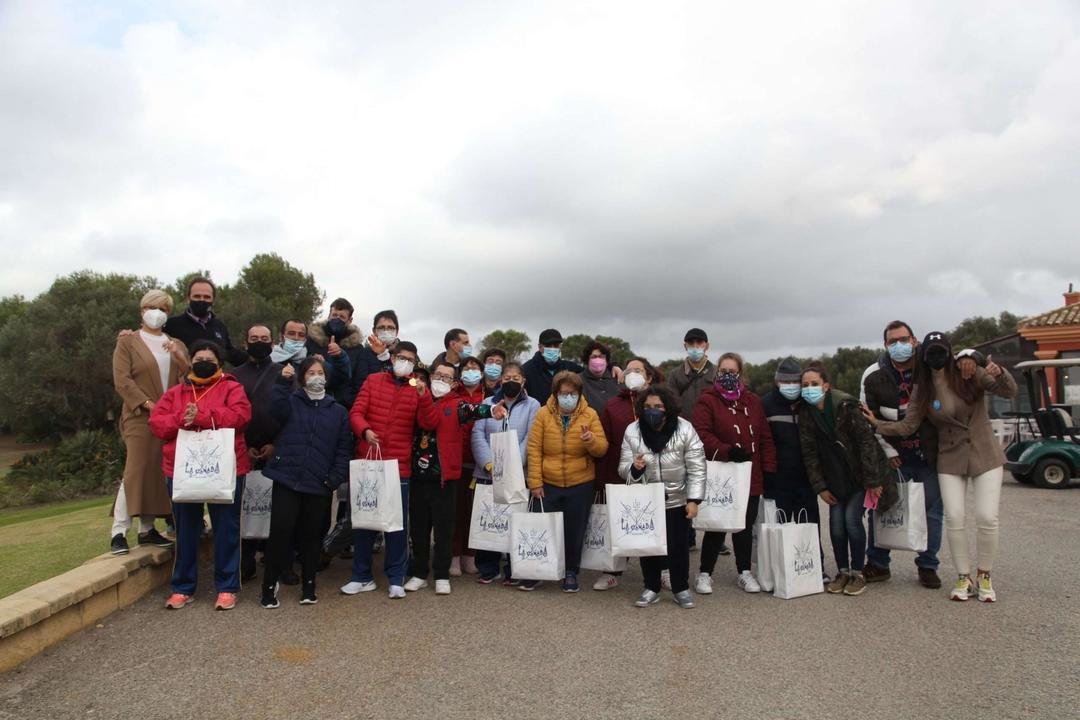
[668,359,716,419]
[618,418,706,509]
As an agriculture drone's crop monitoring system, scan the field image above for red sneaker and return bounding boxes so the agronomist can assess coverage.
[214,592,237,611]
[165,593,193,610]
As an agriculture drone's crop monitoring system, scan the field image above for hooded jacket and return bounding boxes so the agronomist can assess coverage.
[619,417,706,509]
[526,395,608,489]
[149,373,252,477]
[349,372,440,479]
[691,386,777,496]
[263,378,352,495]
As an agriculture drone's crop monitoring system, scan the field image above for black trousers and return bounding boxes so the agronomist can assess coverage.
[700,495,760,574]
[642,506,691,593]
[409,479,457,580]
[263,484,331,589]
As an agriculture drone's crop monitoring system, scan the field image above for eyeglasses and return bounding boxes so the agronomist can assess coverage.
[432,374,455,383]
[886,337,913,346]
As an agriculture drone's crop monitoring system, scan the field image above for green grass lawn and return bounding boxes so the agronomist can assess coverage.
[0,495,128,599]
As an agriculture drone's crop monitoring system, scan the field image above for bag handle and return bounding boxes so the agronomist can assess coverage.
[528,495,545,513]
[795,508,809,524]
[775,508,789,524]
[363,444,383,461]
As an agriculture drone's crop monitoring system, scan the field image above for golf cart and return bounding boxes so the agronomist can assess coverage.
[1004,359,1080,488]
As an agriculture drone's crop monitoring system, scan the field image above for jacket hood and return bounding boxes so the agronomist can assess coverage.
[308,320,363,349]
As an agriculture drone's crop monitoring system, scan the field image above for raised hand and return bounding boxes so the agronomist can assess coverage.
[328,338,342,357]
[492,400,508,421]
[985,353,1003,378]
[580,424,593,443]
[957,356,977,381]
[367,334,386,355]
[281,364,296,380]
[633,453,646,470]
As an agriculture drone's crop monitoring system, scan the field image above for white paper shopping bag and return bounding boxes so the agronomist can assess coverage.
[771,512,824,600]
[693,460,751,531]
[873,480,928,553]
[468,482,526,553]
[509,502,565,581]
[753,497,780,592]
[240,470,273,539]
[606,483,667,558]
[491,429,529,505]
[349,453,403,532]
[580,502,628,573]
[172,428,237,504]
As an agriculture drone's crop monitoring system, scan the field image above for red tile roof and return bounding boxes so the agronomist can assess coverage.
[1021,303,1080,328]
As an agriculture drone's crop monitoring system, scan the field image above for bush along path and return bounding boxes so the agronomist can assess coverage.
[0,430,123,508]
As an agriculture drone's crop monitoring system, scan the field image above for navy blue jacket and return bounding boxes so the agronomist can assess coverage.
[263,378,353,495]
[760,388,812,497]
[521,351,584,405]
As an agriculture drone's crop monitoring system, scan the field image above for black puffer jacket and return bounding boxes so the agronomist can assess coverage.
[263,377,353,495]
[760,388,811,496]
[862,352,938,467]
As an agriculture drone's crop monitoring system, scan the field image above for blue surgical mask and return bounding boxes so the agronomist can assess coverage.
[282,338,305,355]
[778,383,801,401]
[642,407,665,430]
[888,341,914,363]
[542,347,561,364]
[484,363,503,380]
[801,386,825,405]
[461,368,482,387]
[686,347,705,362]
[460,345,474,358]
[557,393,579,412]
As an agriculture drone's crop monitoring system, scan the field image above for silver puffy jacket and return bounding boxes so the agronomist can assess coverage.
[618,418,706,510]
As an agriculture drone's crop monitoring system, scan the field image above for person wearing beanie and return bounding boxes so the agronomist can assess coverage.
[521,328,584,405]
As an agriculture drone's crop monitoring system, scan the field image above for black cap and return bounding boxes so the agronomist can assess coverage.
[538,328,563,346]
[684,328,708,343]
[922,331,950,353]
[774,357,802,382]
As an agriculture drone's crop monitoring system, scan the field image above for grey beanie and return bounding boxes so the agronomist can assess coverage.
[774,356,802,383]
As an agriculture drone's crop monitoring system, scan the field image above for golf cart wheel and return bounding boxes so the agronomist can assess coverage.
[1033,458,1071,489]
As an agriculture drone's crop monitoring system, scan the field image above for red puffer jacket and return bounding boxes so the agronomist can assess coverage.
[350,373,440,478]
[691,386,777,496]
[149,375,253,477]
[429,389,470,482]
[597,390,638,489]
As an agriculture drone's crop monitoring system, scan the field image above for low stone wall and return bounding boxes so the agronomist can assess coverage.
[0,546,174,673]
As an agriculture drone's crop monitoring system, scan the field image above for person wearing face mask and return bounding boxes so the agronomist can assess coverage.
[864,332,1016,603]
[691,352,777,595]
[471,362,540,584]
[305,298,365,408]
[431,328,474,370]
[523,371,609,592]
[480,348,506,398]
[232,324,286,581]
[348,309,400,395]
[259,356,352,608]
[271,319,310,368]
[450,356,487,576]
[149,340,252,611]
[859,321,945,590]
[593,357,662,591]
[342,341,441,599]
[798,363,896,597]
[109,289,190,555]
[619,385,705,609]
[522,329,584,405]
[669,328,717,419]
[579,340,621,415]
[163,277,246,366]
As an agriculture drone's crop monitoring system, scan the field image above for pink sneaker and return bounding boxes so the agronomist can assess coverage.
[214,592,237,611]
[165,593,193,610]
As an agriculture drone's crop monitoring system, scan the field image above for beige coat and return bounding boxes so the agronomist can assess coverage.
[876,367,1017,477]
[112,332,189,516]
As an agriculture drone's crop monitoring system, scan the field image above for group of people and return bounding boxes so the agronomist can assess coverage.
[110,277,1017,612]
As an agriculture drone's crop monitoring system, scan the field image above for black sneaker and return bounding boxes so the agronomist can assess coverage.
[261,583,280,609]
[300,581,318,605]
[280,568,300,586]
[863,563,891,583]
[518,580,540,592]
[138,528,174,548]
[110,533,129,555]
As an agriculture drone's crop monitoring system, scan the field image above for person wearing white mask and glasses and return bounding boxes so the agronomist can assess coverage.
[109,289,189,555]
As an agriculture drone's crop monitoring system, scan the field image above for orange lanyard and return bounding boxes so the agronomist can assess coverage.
[189,378,222,406]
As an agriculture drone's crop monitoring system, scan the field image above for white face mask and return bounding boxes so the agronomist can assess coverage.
[142,309,168,330]
[377,330,397,344]
[624,371,646,392]
[393,358,415,378]
[431,379,452,398]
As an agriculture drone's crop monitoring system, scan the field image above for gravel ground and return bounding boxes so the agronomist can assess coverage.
[2,478,1078,720]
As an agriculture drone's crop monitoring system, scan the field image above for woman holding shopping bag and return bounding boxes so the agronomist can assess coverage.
[619,385,705,609]
[149,340,252,611]
[798,362,895,597]
[259,356,352,608]
[524,371,609,592]
[864,332,1016,602]
[691,352,777,595]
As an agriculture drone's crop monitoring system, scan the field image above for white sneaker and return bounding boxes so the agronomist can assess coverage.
[340,580,376,595]
[403,577,428,592]
[388,585,406,599]
[694,572,713,595]
[737,570,761,593]
[592,574,619,591]
[435,580,451,595]
[660,569,672,590]
[634,589,661,607]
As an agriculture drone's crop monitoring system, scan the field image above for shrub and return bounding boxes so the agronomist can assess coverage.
[0,430,125,508]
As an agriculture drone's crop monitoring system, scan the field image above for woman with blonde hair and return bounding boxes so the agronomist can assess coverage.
[110,289,189,554]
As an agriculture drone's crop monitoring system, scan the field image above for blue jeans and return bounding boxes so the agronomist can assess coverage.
[351,481,410,586]
[168,475,245,595]
[829,489,866,573]
[867,463,943,570]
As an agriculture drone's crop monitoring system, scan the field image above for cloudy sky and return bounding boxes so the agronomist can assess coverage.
[2,0,1078,364]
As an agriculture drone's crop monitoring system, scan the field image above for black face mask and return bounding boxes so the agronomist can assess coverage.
[327,318,348,340]
[247,342,272,361]
[501,380,522,399]
[925,349,949,370]
[192,361,219,379]
[189,300,212,318]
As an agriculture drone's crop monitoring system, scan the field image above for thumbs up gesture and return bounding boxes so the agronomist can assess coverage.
[328,338,342,357]
[985,353,1003,378]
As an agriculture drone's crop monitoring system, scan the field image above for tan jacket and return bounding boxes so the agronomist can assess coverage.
[527,396,609,489]
[876,367,1017,477]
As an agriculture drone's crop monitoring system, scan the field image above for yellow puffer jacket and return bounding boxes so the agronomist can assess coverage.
[527,395,609,489]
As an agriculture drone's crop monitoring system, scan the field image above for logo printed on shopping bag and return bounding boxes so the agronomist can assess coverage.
[618,500,656,535]
[478,502,512,534]
[517,529,550,560]
[355,473,379,511]
[242,484,272,515]
[793,540,816,576]
[880,508,905,529]
[584,516,608,550]
[183,443,222,479]
[704,475,735,508]
[492,445,505,480]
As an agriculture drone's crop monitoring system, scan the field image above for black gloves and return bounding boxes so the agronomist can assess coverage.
[728,446,751,462]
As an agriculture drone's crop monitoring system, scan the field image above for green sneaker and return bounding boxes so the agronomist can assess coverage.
[976,573,996,603]
[950,575,974,601]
